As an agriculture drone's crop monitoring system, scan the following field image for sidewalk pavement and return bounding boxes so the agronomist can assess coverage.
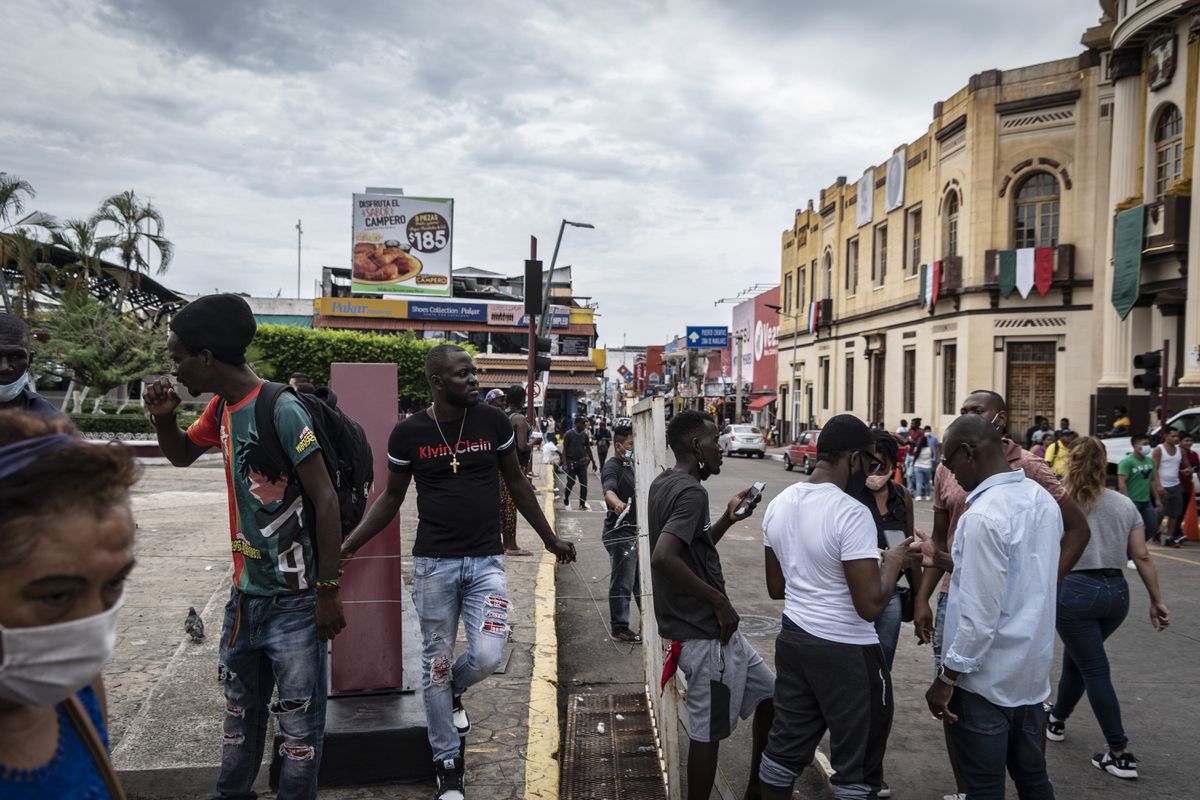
[108,461,562,800]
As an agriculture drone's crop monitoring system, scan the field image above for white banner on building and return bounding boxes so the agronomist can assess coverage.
[856,172,874,228]
[884,149,906,212]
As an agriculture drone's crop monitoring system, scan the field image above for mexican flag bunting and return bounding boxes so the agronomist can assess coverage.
[1034,247,1054,296]
[1015,248,1035,298]
[807,300,819,331]
[998,250,1017,298]
[930,259,941,309]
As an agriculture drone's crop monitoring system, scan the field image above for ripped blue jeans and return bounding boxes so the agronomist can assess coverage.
[216,587,327,800]
[412,555,509,763]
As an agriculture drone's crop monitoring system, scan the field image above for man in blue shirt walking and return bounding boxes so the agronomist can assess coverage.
[925,414,1060,800]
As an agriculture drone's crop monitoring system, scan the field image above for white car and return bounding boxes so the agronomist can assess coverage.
[1099,407,1200,468]
[719,424,766,458]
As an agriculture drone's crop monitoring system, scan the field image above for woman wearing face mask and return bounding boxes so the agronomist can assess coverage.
[0,411,138,799]
[855,430,916,671]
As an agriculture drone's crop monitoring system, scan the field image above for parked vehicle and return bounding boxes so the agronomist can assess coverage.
[719,424,766,458]
[784,428,821,473]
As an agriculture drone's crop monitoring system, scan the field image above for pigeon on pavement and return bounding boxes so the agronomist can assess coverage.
[185,607,205,642]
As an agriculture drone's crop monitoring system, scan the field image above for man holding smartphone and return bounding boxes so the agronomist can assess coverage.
[758,415,920,800]
[648,410,772,800]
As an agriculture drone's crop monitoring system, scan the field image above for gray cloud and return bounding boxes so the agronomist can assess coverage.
[4,0,1100,345]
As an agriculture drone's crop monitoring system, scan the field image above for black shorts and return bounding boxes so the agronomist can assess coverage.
[1160,485,1183,519]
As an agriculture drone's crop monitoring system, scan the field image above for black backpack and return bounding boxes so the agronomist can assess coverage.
[220,382,374,537]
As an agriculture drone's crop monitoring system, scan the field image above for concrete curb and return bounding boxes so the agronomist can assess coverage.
[523,465,561,799]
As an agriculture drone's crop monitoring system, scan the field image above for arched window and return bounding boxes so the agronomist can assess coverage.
[943,192,959,258]
[1154,104,1183,199]
[822,251,832,299]
[1013,172,1060,249]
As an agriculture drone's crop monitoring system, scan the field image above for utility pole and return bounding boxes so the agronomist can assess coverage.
[295,219,303,298]
[735,332,744,422]
[526,236,538,426]
[1161,338,1170,426]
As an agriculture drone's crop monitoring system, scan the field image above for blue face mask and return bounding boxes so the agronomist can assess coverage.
[0,371,29,403]
[624,448,634,461]
[1140,445,1152,456]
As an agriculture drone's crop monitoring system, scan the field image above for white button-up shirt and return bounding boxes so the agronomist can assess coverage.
[942,468,1062,708]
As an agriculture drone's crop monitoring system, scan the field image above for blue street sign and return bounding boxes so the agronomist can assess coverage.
[686,326,729,348]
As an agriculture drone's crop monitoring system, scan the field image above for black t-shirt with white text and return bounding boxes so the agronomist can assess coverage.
[387,403,515,557]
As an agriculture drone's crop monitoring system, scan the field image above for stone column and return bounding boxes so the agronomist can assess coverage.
[1098,48,1142,387]
[1179,72,1200,385]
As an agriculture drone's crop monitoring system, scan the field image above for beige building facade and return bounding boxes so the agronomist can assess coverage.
[777,0,1199,439]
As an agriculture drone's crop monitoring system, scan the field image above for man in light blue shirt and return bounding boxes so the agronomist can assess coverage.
[925,414,1059,800]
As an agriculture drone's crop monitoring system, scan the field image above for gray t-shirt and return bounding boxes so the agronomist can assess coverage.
[1073,490,1143,571]
[647,469,725,641]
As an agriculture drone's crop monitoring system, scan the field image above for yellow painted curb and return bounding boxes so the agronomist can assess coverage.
[524,464,560,799]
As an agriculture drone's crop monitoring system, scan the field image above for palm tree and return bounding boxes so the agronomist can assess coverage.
[91,190,173,309]
[52,218,113,293]
[0,172,38,314]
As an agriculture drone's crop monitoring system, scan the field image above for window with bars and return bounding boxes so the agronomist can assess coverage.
[820,357,830,409]
[797,266,807,317]
[845,237,859,293]
[903,347,916,414]
[784,273,793,314]
[873,223,887,287]
[942,343,957,415]
[1154,104,1183,200]
[845,356,855,408]
[944,192,959,258]
[905,206,921,276]
[1013,172,1060,249]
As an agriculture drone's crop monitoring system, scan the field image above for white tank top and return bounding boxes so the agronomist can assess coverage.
[1157,443,1181,488]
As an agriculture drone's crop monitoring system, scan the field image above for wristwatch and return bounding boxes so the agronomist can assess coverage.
[936,665,957,687]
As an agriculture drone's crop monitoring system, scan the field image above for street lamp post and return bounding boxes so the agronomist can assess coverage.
[537,219,595,338]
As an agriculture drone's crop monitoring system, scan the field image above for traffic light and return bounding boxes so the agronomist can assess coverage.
[524,258,543,316]
[532,335,554,372]
[1133,351,1161,391]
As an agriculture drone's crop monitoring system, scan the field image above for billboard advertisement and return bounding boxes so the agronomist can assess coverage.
[352,194,453,297]
[730,287,779,392]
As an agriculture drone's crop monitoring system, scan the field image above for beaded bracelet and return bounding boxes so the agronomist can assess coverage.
[315,579,340,591]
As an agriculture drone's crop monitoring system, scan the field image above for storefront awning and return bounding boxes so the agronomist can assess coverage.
[747,396,776,411]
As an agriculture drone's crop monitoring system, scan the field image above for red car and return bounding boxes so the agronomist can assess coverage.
[783,428,821,473]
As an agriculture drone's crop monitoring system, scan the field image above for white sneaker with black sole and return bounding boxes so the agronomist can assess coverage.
[452,694,470,736]
[1092,750,1139,779]
[1046,714,1065,741]
[435,757,465,800]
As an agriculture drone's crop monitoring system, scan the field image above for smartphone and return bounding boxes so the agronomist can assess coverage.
[883,529,907,548]
[735,481,767,517]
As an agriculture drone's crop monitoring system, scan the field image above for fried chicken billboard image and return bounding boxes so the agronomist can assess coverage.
[351,193,454,296]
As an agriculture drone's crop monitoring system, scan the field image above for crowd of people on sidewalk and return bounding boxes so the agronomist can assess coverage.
[0,296,1182,799]
[644,390,1173,800]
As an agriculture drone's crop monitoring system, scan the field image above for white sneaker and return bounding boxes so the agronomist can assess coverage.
[579,501,592,511]
[1126,559,1136,569]
[943,794,967,800]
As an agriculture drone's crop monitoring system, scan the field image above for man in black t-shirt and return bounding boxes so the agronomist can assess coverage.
[648,410,771,800]
[560,415,596,510]
[341,345,575,800]
[601,424,640,641]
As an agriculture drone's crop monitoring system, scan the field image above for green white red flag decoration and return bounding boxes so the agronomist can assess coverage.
[997,247,1054,298]
[918,260,941,309]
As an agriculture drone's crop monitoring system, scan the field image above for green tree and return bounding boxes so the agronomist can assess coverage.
[0,173,57,316]
[51,218,114,293]
[91,190,173,309]
[37,290,169,413]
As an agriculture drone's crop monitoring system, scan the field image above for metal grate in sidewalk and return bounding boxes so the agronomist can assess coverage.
[562,692,667,800]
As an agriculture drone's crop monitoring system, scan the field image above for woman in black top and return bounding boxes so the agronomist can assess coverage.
[595,421,612,464]
[856,429,914,670]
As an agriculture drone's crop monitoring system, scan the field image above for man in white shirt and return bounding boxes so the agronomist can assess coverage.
[926,414,1060,800]
[758,415,919,800]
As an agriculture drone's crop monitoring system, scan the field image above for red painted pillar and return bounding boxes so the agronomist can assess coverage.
[329,362,405,692]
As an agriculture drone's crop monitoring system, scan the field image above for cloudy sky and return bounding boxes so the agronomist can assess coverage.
[3,0,1100,346]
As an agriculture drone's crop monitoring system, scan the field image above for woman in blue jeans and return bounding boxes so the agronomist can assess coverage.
[855,430,915,799]
[1046,437,1170,781]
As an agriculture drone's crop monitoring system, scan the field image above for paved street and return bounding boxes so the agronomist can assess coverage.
[557,452,1200,799]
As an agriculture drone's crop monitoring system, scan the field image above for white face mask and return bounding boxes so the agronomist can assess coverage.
[865,474,889,492]
[0,593,124,707]
[0,371,30,403]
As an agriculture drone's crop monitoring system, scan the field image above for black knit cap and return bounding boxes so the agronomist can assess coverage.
[817,414,875,455]
[170,294,256,365]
